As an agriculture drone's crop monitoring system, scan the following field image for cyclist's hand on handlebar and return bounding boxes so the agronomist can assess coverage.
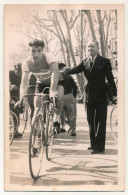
[49,90,57,98]
[15,100,24,114]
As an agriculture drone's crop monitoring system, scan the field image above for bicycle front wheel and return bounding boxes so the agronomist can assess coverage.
[9,110,19,145]
[29,114,44,179]
[110,105,118,141]
[46,103,54,161]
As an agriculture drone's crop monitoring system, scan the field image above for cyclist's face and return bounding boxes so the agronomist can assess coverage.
[88,41,99,57]
[30,46,43,63]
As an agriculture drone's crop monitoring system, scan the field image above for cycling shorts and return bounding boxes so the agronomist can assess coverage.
[35,80,64,94]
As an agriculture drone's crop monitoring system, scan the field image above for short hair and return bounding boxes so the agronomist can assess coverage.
[58,63,66,69]
[28,39,45,48]
[89,40,99,48]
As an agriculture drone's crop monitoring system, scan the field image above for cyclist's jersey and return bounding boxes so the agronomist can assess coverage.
[22,52,63,85]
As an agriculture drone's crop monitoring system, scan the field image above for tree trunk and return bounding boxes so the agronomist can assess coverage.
[80,11,84,60]
[60,11,76,66]
[96,10,106,57]
[84,10,96,40]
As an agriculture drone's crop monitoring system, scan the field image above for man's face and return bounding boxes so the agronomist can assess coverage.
[14,66,22,76]
[30,46,43,63]
[88,41,99,56]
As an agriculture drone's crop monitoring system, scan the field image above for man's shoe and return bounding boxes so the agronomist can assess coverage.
[60,128,66,133]
[52,121,60,134]
[88,147,93,150]
[70,132,76,136]
[32,148,38,157]
[13,131,22,138]
[91,150,104,154]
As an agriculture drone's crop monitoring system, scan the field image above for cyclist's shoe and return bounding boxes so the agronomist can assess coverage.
[32,147,38,158]
[52,121,60,134]
[13,131,22,138]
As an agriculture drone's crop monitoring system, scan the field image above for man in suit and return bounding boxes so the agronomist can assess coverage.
[66,40,117,154]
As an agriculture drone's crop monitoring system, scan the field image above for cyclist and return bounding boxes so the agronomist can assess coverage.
[9,63,22,103]
[9,63,22,138]
[17,39,64,154]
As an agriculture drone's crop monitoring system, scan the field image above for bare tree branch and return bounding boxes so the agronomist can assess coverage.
[70,11,80,29]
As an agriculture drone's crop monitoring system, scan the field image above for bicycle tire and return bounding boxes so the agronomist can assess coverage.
[9,110,19,145]
[46,102,54,161]
[9,112,15,145]
[110,105,118,141]
[29,114,44,179]
[20,108,28,135]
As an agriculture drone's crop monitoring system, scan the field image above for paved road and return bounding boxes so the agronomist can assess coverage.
[8,104,118,191]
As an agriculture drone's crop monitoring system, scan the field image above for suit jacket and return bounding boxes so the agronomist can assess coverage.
[67,55,117,104]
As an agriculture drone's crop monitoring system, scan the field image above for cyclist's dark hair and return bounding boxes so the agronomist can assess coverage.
[28,39,45,48]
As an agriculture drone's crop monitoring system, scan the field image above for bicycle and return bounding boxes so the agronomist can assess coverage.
[23,87,55,179]
[110,103,118,141]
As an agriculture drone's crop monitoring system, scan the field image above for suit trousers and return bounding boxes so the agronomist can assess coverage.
[61,93,77,132]
[86,103,107,151]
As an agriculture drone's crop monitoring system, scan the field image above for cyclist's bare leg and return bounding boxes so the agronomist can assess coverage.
[31,95,41,149]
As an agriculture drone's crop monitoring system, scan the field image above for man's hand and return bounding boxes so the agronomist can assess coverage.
[12,84,19,91]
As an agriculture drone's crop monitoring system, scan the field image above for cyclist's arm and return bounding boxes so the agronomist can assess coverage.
[45,53,59,97]
[49,62,59,97]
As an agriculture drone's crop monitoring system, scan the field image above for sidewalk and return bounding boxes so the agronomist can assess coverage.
[9,104,118,191]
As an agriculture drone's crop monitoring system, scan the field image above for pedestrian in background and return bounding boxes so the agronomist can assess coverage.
[66,40,117,153]
[9,63,22,102]
[58,63,77,136]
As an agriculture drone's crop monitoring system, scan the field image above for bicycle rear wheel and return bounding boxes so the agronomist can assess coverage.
[110,105,118,141]
[29,114,44,179]
[46,103,54,161]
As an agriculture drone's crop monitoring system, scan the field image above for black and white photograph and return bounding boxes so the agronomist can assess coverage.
[4,3,125,192]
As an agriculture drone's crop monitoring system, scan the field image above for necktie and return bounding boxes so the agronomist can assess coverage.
[90,61,93,71]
